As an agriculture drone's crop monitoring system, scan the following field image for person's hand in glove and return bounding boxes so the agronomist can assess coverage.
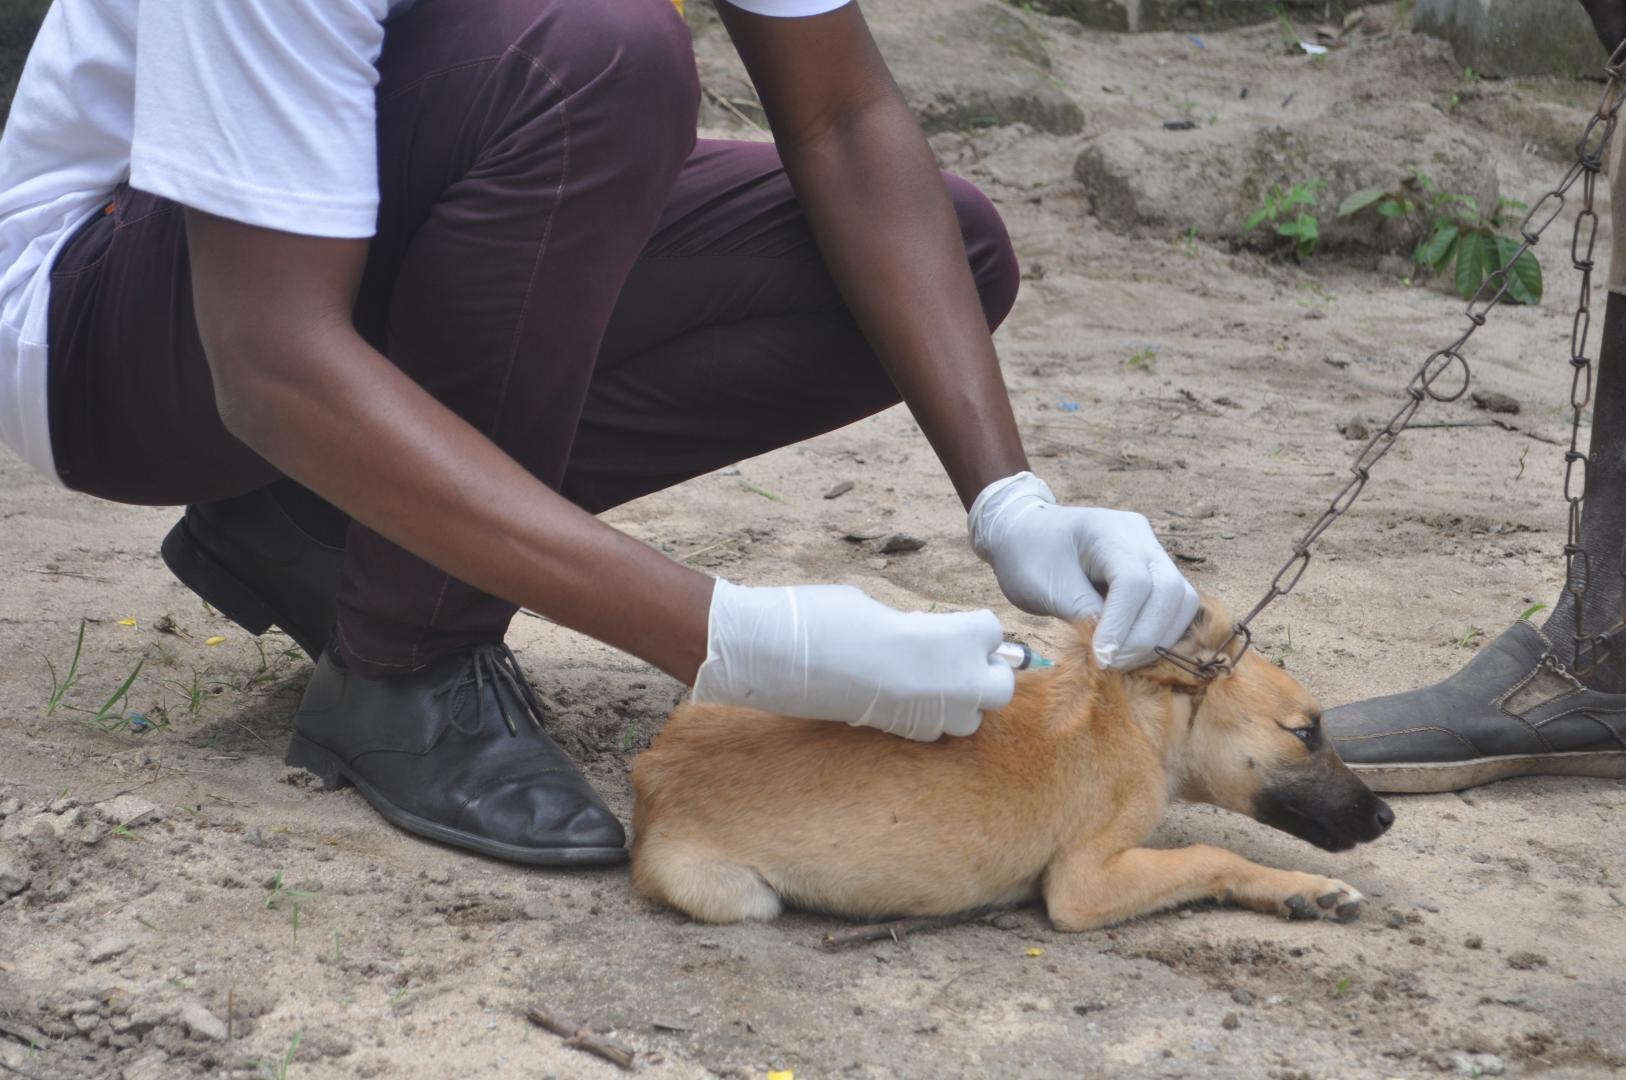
[692,579,1016,741]
[968,471,1199,670]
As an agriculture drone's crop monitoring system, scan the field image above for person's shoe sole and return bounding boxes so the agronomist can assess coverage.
[161,518,325,660]
[285,732,628,867]
[1349,750,1626,794]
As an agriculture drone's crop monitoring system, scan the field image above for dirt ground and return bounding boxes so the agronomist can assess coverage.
[4,4,1626,1078]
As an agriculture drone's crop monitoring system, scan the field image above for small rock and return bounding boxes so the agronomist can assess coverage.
[866,557,890,571]
[1221,1012,1240,1030]
[1506,950,1548,970]
[0,798,21,817]
[86,936,133,964]
[1177,908,1194,919]
[841,524,888,542]
[177,1001,227,1042]
[427,868,451,885]
[990,913,1023,930]
[244,827,268,849]
[875,533,926,555]
[1072,1002,1105,1016]
[47,795,79,814]
[1471,390,1520,415]
[0,855,30,897]
[72,1013,100,1035]
[97,795,163,827]
[1339,417,1371,441]
[1464,934,1484,950]
[823,481,854,500]
[521,897,554,921]
[1229,987,1256,1006]
[1449,1051,1506,1077]
[1384,910,1406,929]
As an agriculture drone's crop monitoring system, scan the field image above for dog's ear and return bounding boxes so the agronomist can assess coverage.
[1187,594,1234,653]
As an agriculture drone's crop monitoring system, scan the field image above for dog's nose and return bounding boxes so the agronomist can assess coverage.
[1371,800,1395,834]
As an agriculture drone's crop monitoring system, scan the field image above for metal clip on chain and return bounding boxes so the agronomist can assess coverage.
[1157,38,1626,680]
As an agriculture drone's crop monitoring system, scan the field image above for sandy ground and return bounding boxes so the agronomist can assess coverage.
[3,4,1626,1078]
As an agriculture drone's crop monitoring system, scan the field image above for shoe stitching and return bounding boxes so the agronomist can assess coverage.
[1332,725,1481,751]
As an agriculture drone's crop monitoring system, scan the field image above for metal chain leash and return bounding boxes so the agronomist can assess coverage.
[1156,37,1626,680]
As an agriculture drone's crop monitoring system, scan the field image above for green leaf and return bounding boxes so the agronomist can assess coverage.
[1415,224,1458,269]
[1377,199,1408,218]
[1337,187,1387,218]
[1455,230,1489,300]
[1495,235,1542,305]
[1246,206,1271,230]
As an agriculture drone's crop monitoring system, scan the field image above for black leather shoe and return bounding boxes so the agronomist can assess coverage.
[285,642,627,865]
[161,488,342,659]
[1326,620,1626,793]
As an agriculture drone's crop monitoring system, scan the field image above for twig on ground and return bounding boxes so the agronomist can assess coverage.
[526,1006,636,1071]
[820,911,987,949]
[21,566,110,582]
[702,84,763,130]
[0,1060,50,1080]
[677,540,728,563]
[1408,417,1565,446]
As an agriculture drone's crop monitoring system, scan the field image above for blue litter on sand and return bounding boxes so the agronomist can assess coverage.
[128,712,152,733]
[1058,401,1081,412]
[1188,35,1206,49]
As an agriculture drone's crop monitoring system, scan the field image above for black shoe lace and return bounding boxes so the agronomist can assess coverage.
[432,643,547,738]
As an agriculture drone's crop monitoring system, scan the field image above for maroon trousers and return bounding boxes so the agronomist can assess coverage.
[45,0,1019,677]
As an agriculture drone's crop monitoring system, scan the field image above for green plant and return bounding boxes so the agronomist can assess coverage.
[1458,625,1485,648]
[1126,348,1158,373]
[1246,181,1323,259]
[1518,602,1548,622]
[45,620,86,715]
[265,1029,302,1080]
[1182,225,1198,257]
[1338,173,1542,304]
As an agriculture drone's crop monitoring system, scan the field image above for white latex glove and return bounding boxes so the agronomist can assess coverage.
[691,579,1016,741]
[968,471,1200,670]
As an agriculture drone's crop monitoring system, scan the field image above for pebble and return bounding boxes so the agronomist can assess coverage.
[1338,417,1371,441]
[842,524,888,542]
[875,533,926,555]
[1221,1012,1240,1030]
[1450,1051,1506,1076]
[521,897,555,921]
[97,795,163,827]
[0,855,30,897]
[177,1001,228,1042]
[1229,988,1256,1006]
[427,868,451,885]
[823,481,854,500]
[71,1013,100,1035]
[1464,934,1483,950]
[0,798,20,817]
[1470,390,1520,415]
[1506,950,1547,970]
[86,936,133,964]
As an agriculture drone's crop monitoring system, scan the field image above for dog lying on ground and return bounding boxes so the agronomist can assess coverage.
[631,600,1394,930]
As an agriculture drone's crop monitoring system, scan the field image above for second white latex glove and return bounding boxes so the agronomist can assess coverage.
[968,471,1200,669]
[691,579,1016,741]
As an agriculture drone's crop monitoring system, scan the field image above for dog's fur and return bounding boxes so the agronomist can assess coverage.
[630,600,1393,931]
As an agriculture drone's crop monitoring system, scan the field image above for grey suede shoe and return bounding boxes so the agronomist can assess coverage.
[1326,620,1626,793]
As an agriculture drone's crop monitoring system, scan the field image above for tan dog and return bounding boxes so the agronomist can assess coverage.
[630,601,1394,930]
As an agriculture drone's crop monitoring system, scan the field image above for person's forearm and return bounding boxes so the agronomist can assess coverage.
[777,98,1028,508]
[213,323,713,683]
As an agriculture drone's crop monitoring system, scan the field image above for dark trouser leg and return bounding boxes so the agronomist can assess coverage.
[1542,294,1626,691]
[564,138,1019,514]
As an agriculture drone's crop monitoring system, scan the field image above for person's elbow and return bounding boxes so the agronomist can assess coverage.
[198,312,342,450]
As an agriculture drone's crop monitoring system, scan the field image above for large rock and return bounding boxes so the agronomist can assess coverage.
[1018,0,1379,33]
[878,6,1084,135]
[1415,0,1606,78]
[1073,102,1500,252]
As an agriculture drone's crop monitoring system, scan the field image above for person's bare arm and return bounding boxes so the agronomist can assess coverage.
[718,4,1027,509]
[185,212,713,682]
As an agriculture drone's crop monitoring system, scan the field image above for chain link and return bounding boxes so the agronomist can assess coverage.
[1158,38,1626,680]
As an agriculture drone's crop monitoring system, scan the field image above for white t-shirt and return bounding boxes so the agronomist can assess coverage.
[0,0,850,484]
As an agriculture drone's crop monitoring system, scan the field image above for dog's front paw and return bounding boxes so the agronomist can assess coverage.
[1279,876,1363,922]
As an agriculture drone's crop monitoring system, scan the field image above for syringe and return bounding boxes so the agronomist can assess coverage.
[994,641,1053,670]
